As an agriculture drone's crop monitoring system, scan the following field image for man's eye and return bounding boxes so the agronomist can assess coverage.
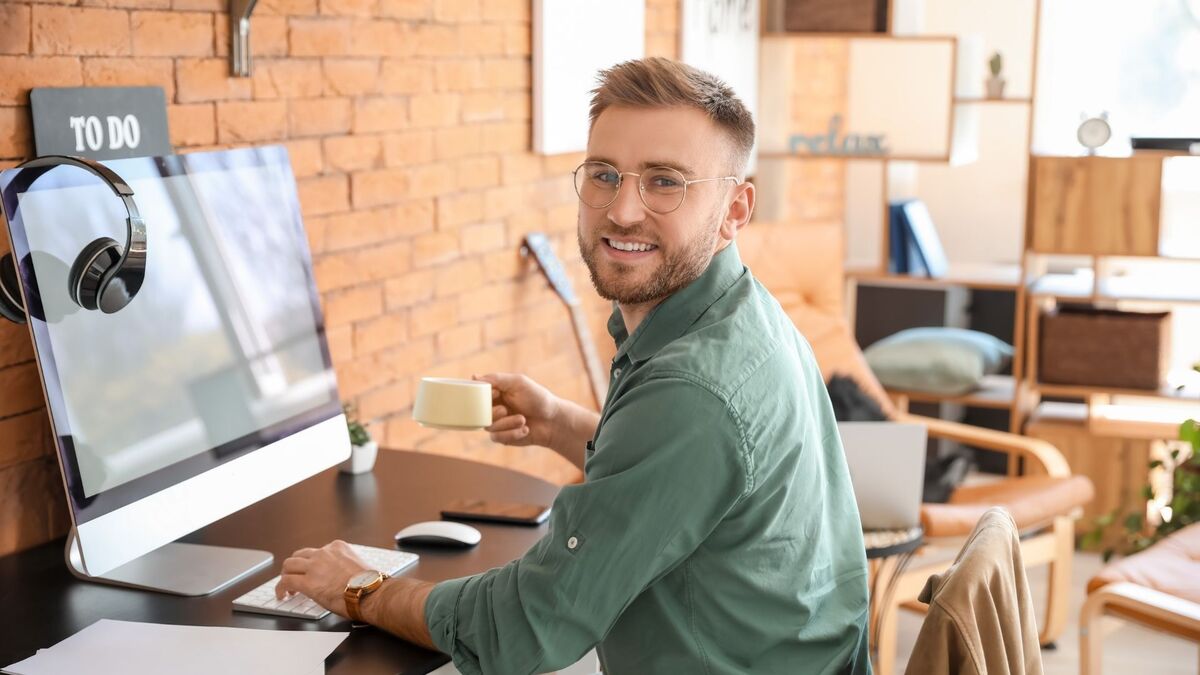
[651,176,679,188]
[593,171,619,185]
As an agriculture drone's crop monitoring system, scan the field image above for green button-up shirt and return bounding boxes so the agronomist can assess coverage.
[426,243,871,675]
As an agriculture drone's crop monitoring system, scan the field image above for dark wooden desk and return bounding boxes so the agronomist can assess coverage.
[0,450,560,674]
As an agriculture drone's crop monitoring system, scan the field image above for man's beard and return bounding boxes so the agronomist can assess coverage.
[577,213,721,306]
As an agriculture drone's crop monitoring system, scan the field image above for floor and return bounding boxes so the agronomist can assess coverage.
[891,551,1198,674]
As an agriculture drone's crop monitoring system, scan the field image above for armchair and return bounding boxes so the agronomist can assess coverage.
[738,223,1094,675]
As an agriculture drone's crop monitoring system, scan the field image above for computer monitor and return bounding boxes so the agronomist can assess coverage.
[0,146,349,595]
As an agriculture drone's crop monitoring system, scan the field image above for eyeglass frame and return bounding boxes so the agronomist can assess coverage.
[571,160,740,214]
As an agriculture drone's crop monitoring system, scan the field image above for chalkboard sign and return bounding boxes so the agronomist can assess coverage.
[30,87,171,160]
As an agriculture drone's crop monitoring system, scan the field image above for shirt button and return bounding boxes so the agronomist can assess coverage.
[567,536,579,550]
[612,368,622,379]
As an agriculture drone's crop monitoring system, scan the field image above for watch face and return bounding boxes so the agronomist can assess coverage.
[1078,117,1112,149]
[349,570,380,588]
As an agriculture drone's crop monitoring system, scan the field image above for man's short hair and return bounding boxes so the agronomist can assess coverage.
[589,57,756,177]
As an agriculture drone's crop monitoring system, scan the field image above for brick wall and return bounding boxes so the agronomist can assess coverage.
[0,0,843,556]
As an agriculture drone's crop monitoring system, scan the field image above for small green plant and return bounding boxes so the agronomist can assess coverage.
[1084,363,1200,559]
[344,403,371,447]
[988,51,1003,77]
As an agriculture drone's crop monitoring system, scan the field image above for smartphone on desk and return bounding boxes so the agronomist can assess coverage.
[441,498,552,526]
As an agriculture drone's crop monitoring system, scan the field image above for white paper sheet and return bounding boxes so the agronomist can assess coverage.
[2,619,347,675]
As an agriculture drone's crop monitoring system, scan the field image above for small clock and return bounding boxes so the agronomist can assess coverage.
[1077,113,1111,154]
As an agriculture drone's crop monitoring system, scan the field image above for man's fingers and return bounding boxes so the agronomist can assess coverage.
[486,415,525,433]
[490,426,530,444]
[474,372,523,393]
[290,547,318,559]
[275,574,298,600]
[280,556,310,574]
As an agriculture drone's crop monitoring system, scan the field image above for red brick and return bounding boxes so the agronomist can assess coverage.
[409,93,459,128]
[0,325,34,370]
[437,322,482,359]
[351,168,408,209]
[172,0,223,9]
[484,313,519,345]
[0,457,71,556]
[0,411,51,471]
[285,138,324,177]
[168,103,216,147]
[406,163,455,196]
[313,241,411,291]
[433,258,484,298]
[383,130,434,166]
[379,60,434,95]
[434,124,482,159]
[81,0,170,6]
[297,174,350,216]
[456,24,504,57]
[436,192,483,228]
[323,58,379,96]
[289,97,352,137]
[412,231,460,268]
[216,100,287,142]
[481,58,528,90]
[414,24,458,57]
[482,184,528,219]
[461,221,506,254]
[501,154,543,185]
[323,134,381,172]
[378,0,430,18]
[252,59,324,99]
[478,121,528,153]
[322,202,432,250]
[481,248,523,282]
[354,311,408,355]
[502,92,530,121]
[33,6,130,56]
[385,268,435,309]
[325,324,353,364]
[321,284,383,327]
[357,380,413,422]
[410,298,457,337]
[434,0,479,21]
[0,57,82,106]
[0,107,32,159]
[0,364,45,418]
[353,97,408,133]
[458,281,520,321]
[259,0,319,15]
[454,156,500,190]
[0,6,31,55]
[253,16,290,57]
[177,58,252,103]
[132,11,213,57]
[461,92,508,123]
[320,0,377,16]
[435,60,482,91]
[481,0,527,21]
[348,20,412,58]
[81,58,175,100]
[504,25,531,56]
[289,18,351,56]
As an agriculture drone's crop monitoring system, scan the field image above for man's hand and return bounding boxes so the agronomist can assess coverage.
[474,373,563,448]
[274,540,368,617]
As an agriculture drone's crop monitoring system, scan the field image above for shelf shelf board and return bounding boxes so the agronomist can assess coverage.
[1034,381,1200,403]
[887,375,1017,410]
[1027,273,1200,305]
[953,97,1032,104]
[848,263,1022,291]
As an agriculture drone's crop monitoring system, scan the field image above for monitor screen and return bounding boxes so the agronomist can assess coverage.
[1,147,340,526]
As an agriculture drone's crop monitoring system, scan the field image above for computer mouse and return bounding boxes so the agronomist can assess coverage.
[395,521,482,548]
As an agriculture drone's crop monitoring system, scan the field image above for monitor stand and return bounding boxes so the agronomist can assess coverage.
[65,528,273,597]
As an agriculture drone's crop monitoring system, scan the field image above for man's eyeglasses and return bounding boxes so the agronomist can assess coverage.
[572,161,739,214]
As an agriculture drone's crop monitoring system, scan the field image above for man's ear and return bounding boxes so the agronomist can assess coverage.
[719,181,755,242]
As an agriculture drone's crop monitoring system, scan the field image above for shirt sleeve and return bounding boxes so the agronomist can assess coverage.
[424,376,750,675]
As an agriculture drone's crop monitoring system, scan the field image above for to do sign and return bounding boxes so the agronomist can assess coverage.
[30,87,171,160]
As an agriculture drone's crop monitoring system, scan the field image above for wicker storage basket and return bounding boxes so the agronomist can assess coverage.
[1039,305,1171,390]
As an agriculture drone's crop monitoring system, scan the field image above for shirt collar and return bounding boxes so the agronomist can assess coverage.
[607,242,746,366]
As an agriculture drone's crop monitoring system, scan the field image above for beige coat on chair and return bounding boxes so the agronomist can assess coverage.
[904,508,1044,675]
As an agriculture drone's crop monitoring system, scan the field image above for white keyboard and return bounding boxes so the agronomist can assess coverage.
[232,543,419,620]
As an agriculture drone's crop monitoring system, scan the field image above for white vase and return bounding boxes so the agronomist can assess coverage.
[984,77,1006,99]
[339,440,378,474]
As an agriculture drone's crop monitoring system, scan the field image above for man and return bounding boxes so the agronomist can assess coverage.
[277,57,871,675]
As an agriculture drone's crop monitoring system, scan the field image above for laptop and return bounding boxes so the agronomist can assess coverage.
[838,422,927,530]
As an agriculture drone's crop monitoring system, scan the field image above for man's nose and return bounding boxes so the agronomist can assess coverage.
[607,176,646,227]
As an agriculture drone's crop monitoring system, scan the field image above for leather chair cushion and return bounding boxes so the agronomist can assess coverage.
[921,475,1095,538]
[1088,522,1200,605]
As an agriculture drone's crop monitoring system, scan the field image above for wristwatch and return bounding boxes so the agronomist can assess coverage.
[344,570,388,622]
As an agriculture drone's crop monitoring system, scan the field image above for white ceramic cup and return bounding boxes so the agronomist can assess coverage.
[413,377,493,430]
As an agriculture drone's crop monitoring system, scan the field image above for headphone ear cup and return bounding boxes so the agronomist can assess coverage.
[0,252,26,324]
[69,238,122,311]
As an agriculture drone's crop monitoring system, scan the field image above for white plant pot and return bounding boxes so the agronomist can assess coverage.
[339,440,378,474]
[984,77,1006,99]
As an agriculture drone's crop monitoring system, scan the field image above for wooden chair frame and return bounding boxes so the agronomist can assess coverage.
[1079,581,1200,675]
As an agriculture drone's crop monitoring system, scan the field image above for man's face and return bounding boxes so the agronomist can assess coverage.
[577,105,746,307]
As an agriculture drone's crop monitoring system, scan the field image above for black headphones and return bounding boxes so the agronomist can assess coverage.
[0,155,147,324]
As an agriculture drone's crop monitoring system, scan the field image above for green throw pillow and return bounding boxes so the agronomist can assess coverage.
[863,327,1013,395]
